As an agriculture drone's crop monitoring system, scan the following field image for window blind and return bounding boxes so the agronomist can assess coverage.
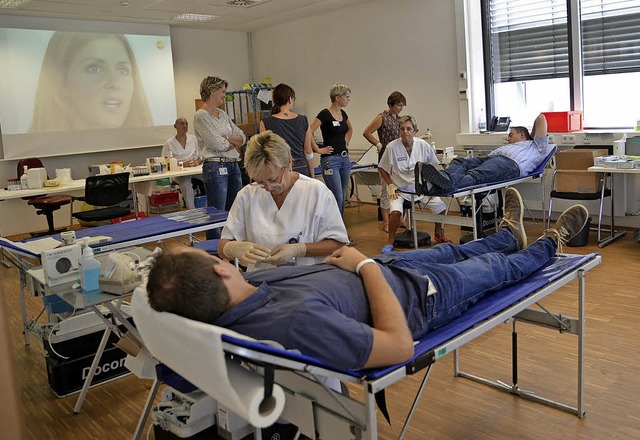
[487,0,640,82]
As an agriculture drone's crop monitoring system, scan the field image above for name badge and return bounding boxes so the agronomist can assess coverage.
[219,167,228,175]
[332,121,340,127]
[398,156,408,162]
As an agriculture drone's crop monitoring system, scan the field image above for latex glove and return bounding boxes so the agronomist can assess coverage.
[375,142,382,152]
[222,241,271,266]
[263,243,306,266]
[387,183,398,199]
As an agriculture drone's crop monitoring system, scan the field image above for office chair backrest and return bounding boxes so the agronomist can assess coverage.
[17,157,48,179]
[84,172,131,207]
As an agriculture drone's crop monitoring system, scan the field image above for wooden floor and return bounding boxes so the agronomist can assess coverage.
[2,203,640,439]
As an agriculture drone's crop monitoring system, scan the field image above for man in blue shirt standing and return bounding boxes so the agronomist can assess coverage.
[418,113,549,194]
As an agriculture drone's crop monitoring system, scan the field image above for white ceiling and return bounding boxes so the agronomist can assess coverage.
[0,0,372,31]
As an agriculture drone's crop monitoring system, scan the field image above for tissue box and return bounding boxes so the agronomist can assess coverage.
[27,167,48,189]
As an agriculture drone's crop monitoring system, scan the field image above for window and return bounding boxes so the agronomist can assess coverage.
[484,0,640,128]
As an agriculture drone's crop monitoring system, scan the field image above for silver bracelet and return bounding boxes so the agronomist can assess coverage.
[355,258,376,275]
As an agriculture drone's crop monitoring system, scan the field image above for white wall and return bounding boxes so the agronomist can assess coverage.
[0,27,250,236]
[250,0,461,150]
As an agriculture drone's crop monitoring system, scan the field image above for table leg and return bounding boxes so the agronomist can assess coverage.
[74,319,112,413]
[597,172,626,248]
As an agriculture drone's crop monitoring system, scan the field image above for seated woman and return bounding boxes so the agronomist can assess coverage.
[218,131,349,269]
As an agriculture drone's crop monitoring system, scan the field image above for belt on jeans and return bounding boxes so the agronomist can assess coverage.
[205,157,238,163]
[328,151,349,157]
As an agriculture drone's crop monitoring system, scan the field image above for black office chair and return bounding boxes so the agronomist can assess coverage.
[548,171,611,245]
[548,145,613,246]
[72,172,132,224]
[17,158,73,237]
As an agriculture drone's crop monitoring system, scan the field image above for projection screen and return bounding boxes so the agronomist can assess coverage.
[0,16,177,159]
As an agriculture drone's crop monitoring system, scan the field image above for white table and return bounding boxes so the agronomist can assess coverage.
[0,165,203,226]
[587,165,633,247]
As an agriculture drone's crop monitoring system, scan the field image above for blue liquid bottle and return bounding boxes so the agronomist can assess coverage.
[79,238,101,292]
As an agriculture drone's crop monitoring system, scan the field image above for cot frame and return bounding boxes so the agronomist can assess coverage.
[138,253,599,440]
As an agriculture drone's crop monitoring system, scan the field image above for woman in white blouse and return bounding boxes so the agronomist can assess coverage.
[193,76,246,239]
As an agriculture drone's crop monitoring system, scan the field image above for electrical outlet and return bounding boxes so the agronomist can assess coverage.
[548,134,555,143]
[583,133,591,144]
[562,135,576,144]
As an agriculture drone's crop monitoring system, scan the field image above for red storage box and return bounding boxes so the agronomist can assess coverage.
[542,111,583,132]
[149,191,179,206]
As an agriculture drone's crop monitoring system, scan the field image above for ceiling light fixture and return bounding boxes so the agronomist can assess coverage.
[172,13,218,22]
[0,0,30,9]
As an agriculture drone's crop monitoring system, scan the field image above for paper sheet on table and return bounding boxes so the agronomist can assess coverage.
[131,287,285,428]
[0,237,61,255]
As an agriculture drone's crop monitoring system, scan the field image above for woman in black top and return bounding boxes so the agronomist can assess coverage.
[309,83,353,215]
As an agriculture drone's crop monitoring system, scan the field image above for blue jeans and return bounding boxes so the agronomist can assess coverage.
[321,154,351,215]
[444,155,520,189]
[203,161,242,239]
[377,229,556,331]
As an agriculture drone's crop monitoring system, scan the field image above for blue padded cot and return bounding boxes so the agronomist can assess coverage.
[407,146,557,244]
[133,252,600,440]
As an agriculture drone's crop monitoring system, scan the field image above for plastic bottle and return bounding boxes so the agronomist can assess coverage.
[78,238,101,292]
[169,151,179,171]
[20,165,29,190]
[635,119,640,131]
[478,108,487,133]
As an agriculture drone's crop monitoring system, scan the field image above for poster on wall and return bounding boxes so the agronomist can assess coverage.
[0,19,177,159]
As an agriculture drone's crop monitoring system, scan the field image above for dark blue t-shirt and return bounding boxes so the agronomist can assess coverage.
[213,262,431,370]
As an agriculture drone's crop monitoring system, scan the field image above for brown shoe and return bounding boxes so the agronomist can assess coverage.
[499,188,527,249]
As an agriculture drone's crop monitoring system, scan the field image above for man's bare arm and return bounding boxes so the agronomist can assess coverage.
[531,113,547,138]
[326,247,414,368]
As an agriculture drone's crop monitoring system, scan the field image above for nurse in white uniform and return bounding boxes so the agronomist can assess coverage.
[161,117,202,209]
[219,130,349,268]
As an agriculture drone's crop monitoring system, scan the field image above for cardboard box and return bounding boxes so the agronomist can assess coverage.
[555,149,609,170]
[556,170,603,193]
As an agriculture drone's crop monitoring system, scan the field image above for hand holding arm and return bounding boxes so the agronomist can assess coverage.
[221,241,271,266]
[326,246,414,368]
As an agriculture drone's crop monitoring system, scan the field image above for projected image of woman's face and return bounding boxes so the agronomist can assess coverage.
[64,37,134,129]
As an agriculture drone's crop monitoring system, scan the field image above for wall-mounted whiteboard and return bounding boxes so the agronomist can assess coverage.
[0,16,177,159]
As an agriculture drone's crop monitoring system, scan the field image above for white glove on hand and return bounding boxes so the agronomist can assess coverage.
[388,183,398,199]
[263,243,306,266]
[375,142,382,152]
[222,241,271,266]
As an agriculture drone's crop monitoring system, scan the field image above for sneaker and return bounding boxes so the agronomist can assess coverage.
[419,163,453,191]
[544,205,589,250]
[499,188,527,249]
[381,244,394,253]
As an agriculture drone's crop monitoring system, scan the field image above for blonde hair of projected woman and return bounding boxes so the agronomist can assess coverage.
[30,32,152,132]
